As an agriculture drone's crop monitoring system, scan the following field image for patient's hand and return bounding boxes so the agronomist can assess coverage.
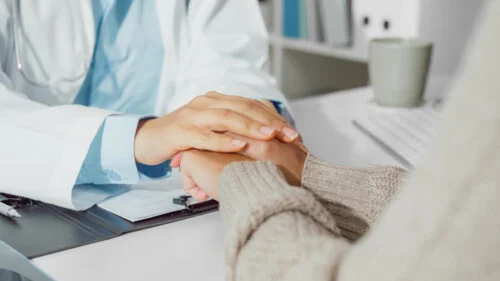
[177,150,252,201]
[173,134,307,201]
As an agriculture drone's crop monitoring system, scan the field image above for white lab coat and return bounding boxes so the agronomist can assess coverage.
[0,0,286,209]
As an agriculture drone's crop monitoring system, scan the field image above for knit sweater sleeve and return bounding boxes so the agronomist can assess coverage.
[219,161,351,281]
[301,154,406,240]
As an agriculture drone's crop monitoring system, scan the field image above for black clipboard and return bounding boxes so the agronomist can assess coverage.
[0,194,218,259]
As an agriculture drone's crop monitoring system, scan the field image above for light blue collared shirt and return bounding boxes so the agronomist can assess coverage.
[74,0,291,186]
[75,0,169,185]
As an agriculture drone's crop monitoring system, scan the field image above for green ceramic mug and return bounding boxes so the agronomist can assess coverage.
[369,38,433,107]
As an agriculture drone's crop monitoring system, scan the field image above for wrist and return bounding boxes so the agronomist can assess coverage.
[135,119,149,136]
[296,145,308,184]
[134,118,165,165]
[278,162,304,187]
[281,149,307,186]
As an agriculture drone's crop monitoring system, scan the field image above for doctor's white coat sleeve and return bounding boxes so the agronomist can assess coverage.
[0,3,112,209]
[157,0,290,114]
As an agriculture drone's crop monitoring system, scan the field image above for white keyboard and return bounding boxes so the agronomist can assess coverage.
[353,103,441,167]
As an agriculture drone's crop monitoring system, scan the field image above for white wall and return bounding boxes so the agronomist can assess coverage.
[355,0,485,80]
[419,0,486,79]
[348,0,486,96]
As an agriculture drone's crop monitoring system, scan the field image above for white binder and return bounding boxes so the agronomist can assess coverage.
[318,0,352,46]
[305,0,321,42]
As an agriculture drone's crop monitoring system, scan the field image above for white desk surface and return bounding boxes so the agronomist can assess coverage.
[32,87,399,281]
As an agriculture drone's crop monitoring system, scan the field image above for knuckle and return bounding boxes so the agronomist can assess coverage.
[197,131,211,142]
[193,95,210,105]
[188,110,203,124]
[179,107,194,118]
[229,113,251,129]
[245,100,260,112]
[260,99,274,108]
[240,119,253,132]
[190,96,201,104]
[231,114,253,131]
[205,91,219,97]
[212,134,230,148]
[272,119,287,130]
[216,108,232,119]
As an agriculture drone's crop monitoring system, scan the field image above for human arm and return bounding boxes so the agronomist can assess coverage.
[178,151,351,281]
[76,88,301,185]
[300,154,406,240]
[228,135,407,240]
[0,6,294,210]
[0,86,114,209]
[0,0,123,209]
[220,161,352,281]
[178,146,405,280]
[75,115,170,185]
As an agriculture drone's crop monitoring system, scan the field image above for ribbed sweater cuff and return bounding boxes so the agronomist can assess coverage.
[301,154,406,236]
[219,161,341,281]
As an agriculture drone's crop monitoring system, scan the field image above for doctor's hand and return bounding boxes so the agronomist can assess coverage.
[134,92,299,165]
[172,134,307,192]
[177,150,252,201]
[229,133,308,186]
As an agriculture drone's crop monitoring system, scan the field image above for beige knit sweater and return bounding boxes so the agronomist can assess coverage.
[219,157,405,281]
[218,1,500,280]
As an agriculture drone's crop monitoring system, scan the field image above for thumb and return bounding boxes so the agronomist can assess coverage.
[181,163,210,202]
[170,152,183,168]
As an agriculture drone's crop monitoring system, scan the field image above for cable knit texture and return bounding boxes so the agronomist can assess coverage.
[218,1,500,280]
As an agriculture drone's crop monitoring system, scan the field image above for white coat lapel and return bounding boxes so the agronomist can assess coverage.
[154,0,185,115]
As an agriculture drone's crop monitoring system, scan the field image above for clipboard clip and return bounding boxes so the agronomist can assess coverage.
[0,194,35,208]
[173,195,219,214]
[172,195,192,212]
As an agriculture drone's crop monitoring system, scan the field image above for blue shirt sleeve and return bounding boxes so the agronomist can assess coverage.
[76,101,289,186]
[75,115,171,185]
[271,100,295,128]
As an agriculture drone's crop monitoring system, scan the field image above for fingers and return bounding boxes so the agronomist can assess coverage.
[212,99,297,141]
[170,152,182,168]
[206,92,286,122]
[193,93,299,142]
[224,132,308,161]
[181,171,210,202]
[191,188,210,202]
[192,109,277,141]
[224,132,276,161]
[174,128,247,153]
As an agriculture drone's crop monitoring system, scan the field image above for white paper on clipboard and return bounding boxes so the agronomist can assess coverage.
[98,170,189,222]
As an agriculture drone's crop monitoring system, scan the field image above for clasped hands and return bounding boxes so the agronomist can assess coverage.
[134,92,307,202]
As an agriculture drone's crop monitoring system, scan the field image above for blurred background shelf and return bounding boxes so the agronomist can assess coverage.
[269,33,367,62]
[259,0,486,100]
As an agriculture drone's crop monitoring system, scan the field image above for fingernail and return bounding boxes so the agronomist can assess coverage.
[282,127,299,140]
[259,126,276,137]
[231,139,247,148]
